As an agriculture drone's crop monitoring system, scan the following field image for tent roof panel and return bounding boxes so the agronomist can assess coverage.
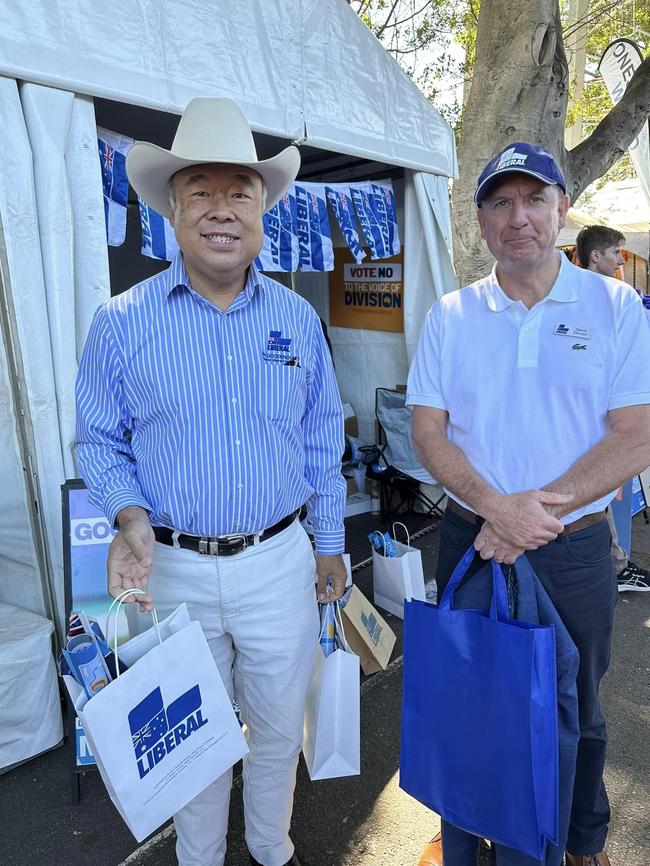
[0,0,455,175]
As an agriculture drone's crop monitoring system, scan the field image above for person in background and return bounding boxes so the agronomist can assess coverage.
[576,224,650,593]
[409,143,650,866]
[76,97,347,866]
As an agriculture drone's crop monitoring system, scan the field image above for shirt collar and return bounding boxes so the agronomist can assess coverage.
[484,251,580,312]
[164,253,266,305]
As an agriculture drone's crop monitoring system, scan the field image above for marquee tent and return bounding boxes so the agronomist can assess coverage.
[0,0,457,647]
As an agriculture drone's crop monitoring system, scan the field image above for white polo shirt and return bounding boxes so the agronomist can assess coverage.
[406,254,650,523]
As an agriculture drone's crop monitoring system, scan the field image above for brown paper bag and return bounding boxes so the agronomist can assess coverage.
[340,584,396,675]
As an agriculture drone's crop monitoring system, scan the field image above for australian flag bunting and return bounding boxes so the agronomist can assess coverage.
[97,127,132,247]
[138,197,179,262]
[325,185,365,263]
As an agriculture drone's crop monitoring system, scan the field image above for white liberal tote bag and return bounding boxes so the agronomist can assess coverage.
[63,591,248,841]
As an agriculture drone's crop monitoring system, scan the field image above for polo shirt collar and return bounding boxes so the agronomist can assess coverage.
[484,252,580,312]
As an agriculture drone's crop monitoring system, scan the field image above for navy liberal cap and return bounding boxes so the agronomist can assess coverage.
[474,142,566,204]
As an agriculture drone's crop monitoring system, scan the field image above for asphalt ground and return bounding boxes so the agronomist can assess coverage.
[1,511,649,866]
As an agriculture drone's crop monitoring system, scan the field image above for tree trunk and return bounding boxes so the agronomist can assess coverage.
[451,0,650,287]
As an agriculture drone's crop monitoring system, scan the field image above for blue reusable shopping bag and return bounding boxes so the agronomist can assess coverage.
[399,546,559,860]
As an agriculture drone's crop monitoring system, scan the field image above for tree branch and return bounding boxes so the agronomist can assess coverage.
[375,0,402,39]
[565,54,650,201]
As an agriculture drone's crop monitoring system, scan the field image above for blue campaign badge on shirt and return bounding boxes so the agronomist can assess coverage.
[263,330,301,366]
[554,323,592,340]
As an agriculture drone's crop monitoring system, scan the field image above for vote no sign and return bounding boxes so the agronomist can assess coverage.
[330,248,404,332]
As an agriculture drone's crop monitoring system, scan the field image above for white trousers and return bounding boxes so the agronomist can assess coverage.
[141,520,319,866]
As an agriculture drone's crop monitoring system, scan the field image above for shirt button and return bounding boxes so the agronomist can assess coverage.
[231,397,237,404]
[235,439,241,446]
[237,483,243,489]
[227,355,233,361]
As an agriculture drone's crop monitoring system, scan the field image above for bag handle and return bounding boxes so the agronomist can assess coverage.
[106,588,161,678]
[438,545,509,621]
[369,532,389,555]
[392,521,411,547]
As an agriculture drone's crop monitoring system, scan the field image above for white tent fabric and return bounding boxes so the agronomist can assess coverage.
[0,602,63,771]
[0,0,455,177]
[0,327,45,616]
[403,171,458,363]
[0,81,110,630]
[0,77,53,620]
[301,0,455,176]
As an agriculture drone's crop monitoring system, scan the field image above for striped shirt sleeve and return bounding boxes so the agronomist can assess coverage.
[75,305,152,525]
[302,315,346,555]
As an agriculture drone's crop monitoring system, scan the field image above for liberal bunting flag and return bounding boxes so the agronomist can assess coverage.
[350,181,401,261]
[293,183,335,271]
[255,191,299,272]
[97,127,132,246]
[325,185,365,264]
[138,198,179,262]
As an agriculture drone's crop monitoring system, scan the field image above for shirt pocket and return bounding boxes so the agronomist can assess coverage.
[261,361,308,426]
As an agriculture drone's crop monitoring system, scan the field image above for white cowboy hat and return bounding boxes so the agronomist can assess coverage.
[126,97,300,216]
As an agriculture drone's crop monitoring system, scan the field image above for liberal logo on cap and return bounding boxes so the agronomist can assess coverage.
[475,142,566,204]
[496,147,529,170]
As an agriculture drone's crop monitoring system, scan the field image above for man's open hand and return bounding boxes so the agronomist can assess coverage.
[108,507,155,611]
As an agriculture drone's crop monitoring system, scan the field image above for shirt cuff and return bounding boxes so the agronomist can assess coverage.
[104,490,152,528]
[313,529,345,556]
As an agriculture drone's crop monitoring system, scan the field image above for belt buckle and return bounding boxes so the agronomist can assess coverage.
[217,534,248,556]
[198,534,248,556]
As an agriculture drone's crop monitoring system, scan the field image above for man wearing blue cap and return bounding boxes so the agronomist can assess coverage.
[408,143,650,866]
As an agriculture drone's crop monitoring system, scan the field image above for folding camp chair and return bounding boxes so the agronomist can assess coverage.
[365,387,446,520]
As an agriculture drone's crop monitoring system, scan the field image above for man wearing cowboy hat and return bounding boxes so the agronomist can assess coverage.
[76,97,347,866]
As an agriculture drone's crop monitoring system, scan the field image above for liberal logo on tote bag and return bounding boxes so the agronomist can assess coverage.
[129,684,208,779]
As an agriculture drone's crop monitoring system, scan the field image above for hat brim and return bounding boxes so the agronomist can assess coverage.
[126,142,301,216]
[474,168,566,204]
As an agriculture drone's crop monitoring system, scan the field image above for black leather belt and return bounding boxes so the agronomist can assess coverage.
[446,498,606,536]
[153,511,299,557]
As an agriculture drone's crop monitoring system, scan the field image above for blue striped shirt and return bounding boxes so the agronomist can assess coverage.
[75,255,346,555]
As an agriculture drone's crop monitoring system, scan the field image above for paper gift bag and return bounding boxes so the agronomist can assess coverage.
[64,598,248,842]
[303,603,360,780]
[372,523,426,619]
[400,547,559,859]
[340,584,396,675]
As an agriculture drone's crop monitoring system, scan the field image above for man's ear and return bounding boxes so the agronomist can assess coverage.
[589,249,600,265]
[477,207,486,239]
[557,193,570,230]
